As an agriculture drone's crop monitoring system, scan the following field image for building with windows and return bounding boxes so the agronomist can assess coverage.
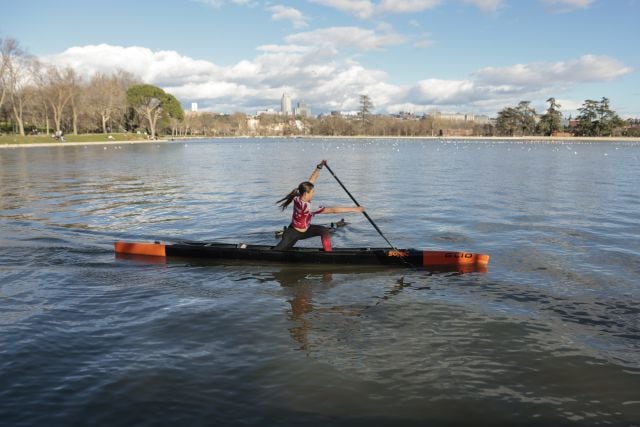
[281,93,292,116]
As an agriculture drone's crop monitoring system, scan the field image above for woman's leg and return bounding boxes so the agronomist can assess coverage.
[274,225,332,251]
[303,225,332,251]
[273,226,302,250]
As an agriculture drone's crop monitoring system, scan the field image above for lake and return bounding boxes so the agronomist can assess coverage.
[1,138,639,426]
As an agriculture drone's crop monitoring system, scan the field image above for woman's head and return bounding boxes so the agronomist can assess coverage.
[297,181,314,199]
[277,181,315,210]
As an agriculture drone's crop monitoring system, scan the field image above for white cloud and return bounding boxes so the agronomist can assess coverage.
[268,5,309,28]
[474,55,633,87]
[43,44,633,116]
[310,0,502,18]
[554,98,584,112]
[285,26,407,51]
[462,0,503,13]
[541,0,594,13]
[412,79,477,104]
[43,44,221,86]
[377,0,442,14]
[309,0,377,19]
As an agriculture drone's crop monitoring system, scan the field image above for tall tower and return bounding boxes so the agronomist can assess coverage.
[296,100,310,118]
[281,93,292,116]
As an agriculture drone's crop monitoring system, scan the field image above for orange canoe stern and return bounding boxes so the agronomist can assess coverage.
[114,241,166,257]
[422,251,490,267]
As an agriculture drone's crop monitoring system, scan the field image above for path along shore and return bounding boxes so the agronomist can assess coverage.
[2,135,639,149]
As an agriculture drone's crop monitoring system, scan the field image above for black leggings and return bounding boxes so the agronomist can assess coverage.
[273,225,332,251]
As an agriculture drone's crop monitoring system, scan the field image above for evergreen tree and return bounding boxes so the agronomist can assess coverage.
[496,101,536,136]
[537,97,563,136]
[359,94,373,134]
[516,101,537,136]
[575,97,624,136]
[127,84,184,139]
[495,106,518,136]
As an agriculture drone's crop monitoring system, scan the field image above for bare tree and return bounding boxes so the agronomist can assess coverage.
[0,38,8,110]
[43,66,78,133]
[1,38,38,135]
[85,70,135,133]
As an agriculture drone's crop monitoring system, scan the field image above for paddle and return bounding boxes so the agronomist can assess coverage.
[323,162,397,250]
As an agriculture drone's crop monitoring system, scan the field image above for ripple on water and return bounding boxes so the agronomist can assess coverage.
[1,139,639,426]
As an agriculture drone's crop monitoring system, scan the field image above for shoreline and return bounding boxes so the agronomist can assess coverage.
[0,138,171,149]
[2,134,640,148]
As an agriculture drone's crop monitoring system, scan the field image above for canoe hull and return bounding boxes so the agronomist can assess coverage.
[114,241,489,271]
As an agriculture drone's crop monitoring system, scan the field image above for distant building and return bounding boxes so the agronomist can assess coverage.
[191,103,198,112]
[430,111,490,124]
[432,112,473,121]
[395,111,416,120]
[256,108,278,116]
[295,100,311,118]
[281,93,292,116]
[474,115,491,124]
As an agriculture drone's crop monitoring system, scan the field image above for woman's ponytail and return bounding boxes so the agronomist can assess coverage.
[276,187,299,210]
[276,181,315,210]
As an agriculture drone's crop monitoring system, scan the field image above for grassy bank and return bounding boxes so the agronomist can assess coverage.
[0,133,154,145]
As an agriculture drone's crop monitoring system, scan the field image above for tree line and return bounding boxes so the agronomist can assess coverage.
[495,97,628,137]
[1,38,183,138]
[2,36,636,139]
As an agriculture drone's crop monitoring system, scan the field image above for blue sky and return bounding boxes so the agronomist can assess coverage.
[2,0,639,117]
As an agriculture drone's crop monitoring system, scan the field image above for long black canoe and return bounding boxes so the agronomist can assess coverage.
[114,241,489,271]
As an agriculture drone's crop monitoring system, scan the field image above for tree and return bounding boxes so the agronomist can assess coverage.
[86,71,136,133]
[359,94,373,134]
[516,101,537,136]
[1,38,37,135]
[495,106,519,136]
[537,97,563,136]
[575,97,624,136]
[66,69,83,135]
[0,37,11,110]
[127,84,184,139]
[42,66,78,134]
[496,101,537,136]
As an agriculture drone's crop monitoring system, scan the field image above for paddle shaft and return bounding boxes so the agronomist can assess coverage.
[323,163,397,250]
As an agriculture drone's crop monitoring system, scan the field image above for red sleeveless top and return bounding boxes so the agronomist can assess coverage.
[292,196,325,230]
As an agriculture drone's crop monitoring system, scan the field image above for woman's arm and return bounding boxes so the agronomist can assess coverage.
[308,160,326,184]
[319,206,364,214]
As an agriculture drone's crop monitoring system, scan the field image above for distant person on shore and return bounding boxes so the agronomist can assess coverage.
[274,160,364,252]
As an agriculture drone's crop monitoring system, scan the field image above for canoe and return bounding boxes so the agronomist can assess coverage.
[114,241,489,271]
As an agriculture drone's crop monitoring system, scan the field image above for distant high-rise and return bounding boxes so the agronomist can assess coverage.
[281,93,292,116]
[295,100,310,118]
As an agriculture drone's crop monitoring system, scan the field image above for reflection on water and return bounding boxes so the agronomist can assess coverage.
[1,139,640,426]
[268,268,410,352]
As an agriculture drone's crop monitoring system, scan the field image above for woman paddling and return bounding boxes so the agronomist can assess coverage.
[274,160,364,251]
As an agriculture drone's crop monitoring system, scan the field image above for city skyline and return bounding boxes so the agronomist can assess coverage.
[2,0,639,118]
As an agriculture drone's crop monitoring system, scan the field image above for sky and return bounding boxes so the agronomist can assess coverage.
[2,0,639,118]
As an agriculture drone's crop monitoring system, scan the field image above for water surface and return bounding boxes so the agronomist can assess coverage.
[1,138,639,426]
